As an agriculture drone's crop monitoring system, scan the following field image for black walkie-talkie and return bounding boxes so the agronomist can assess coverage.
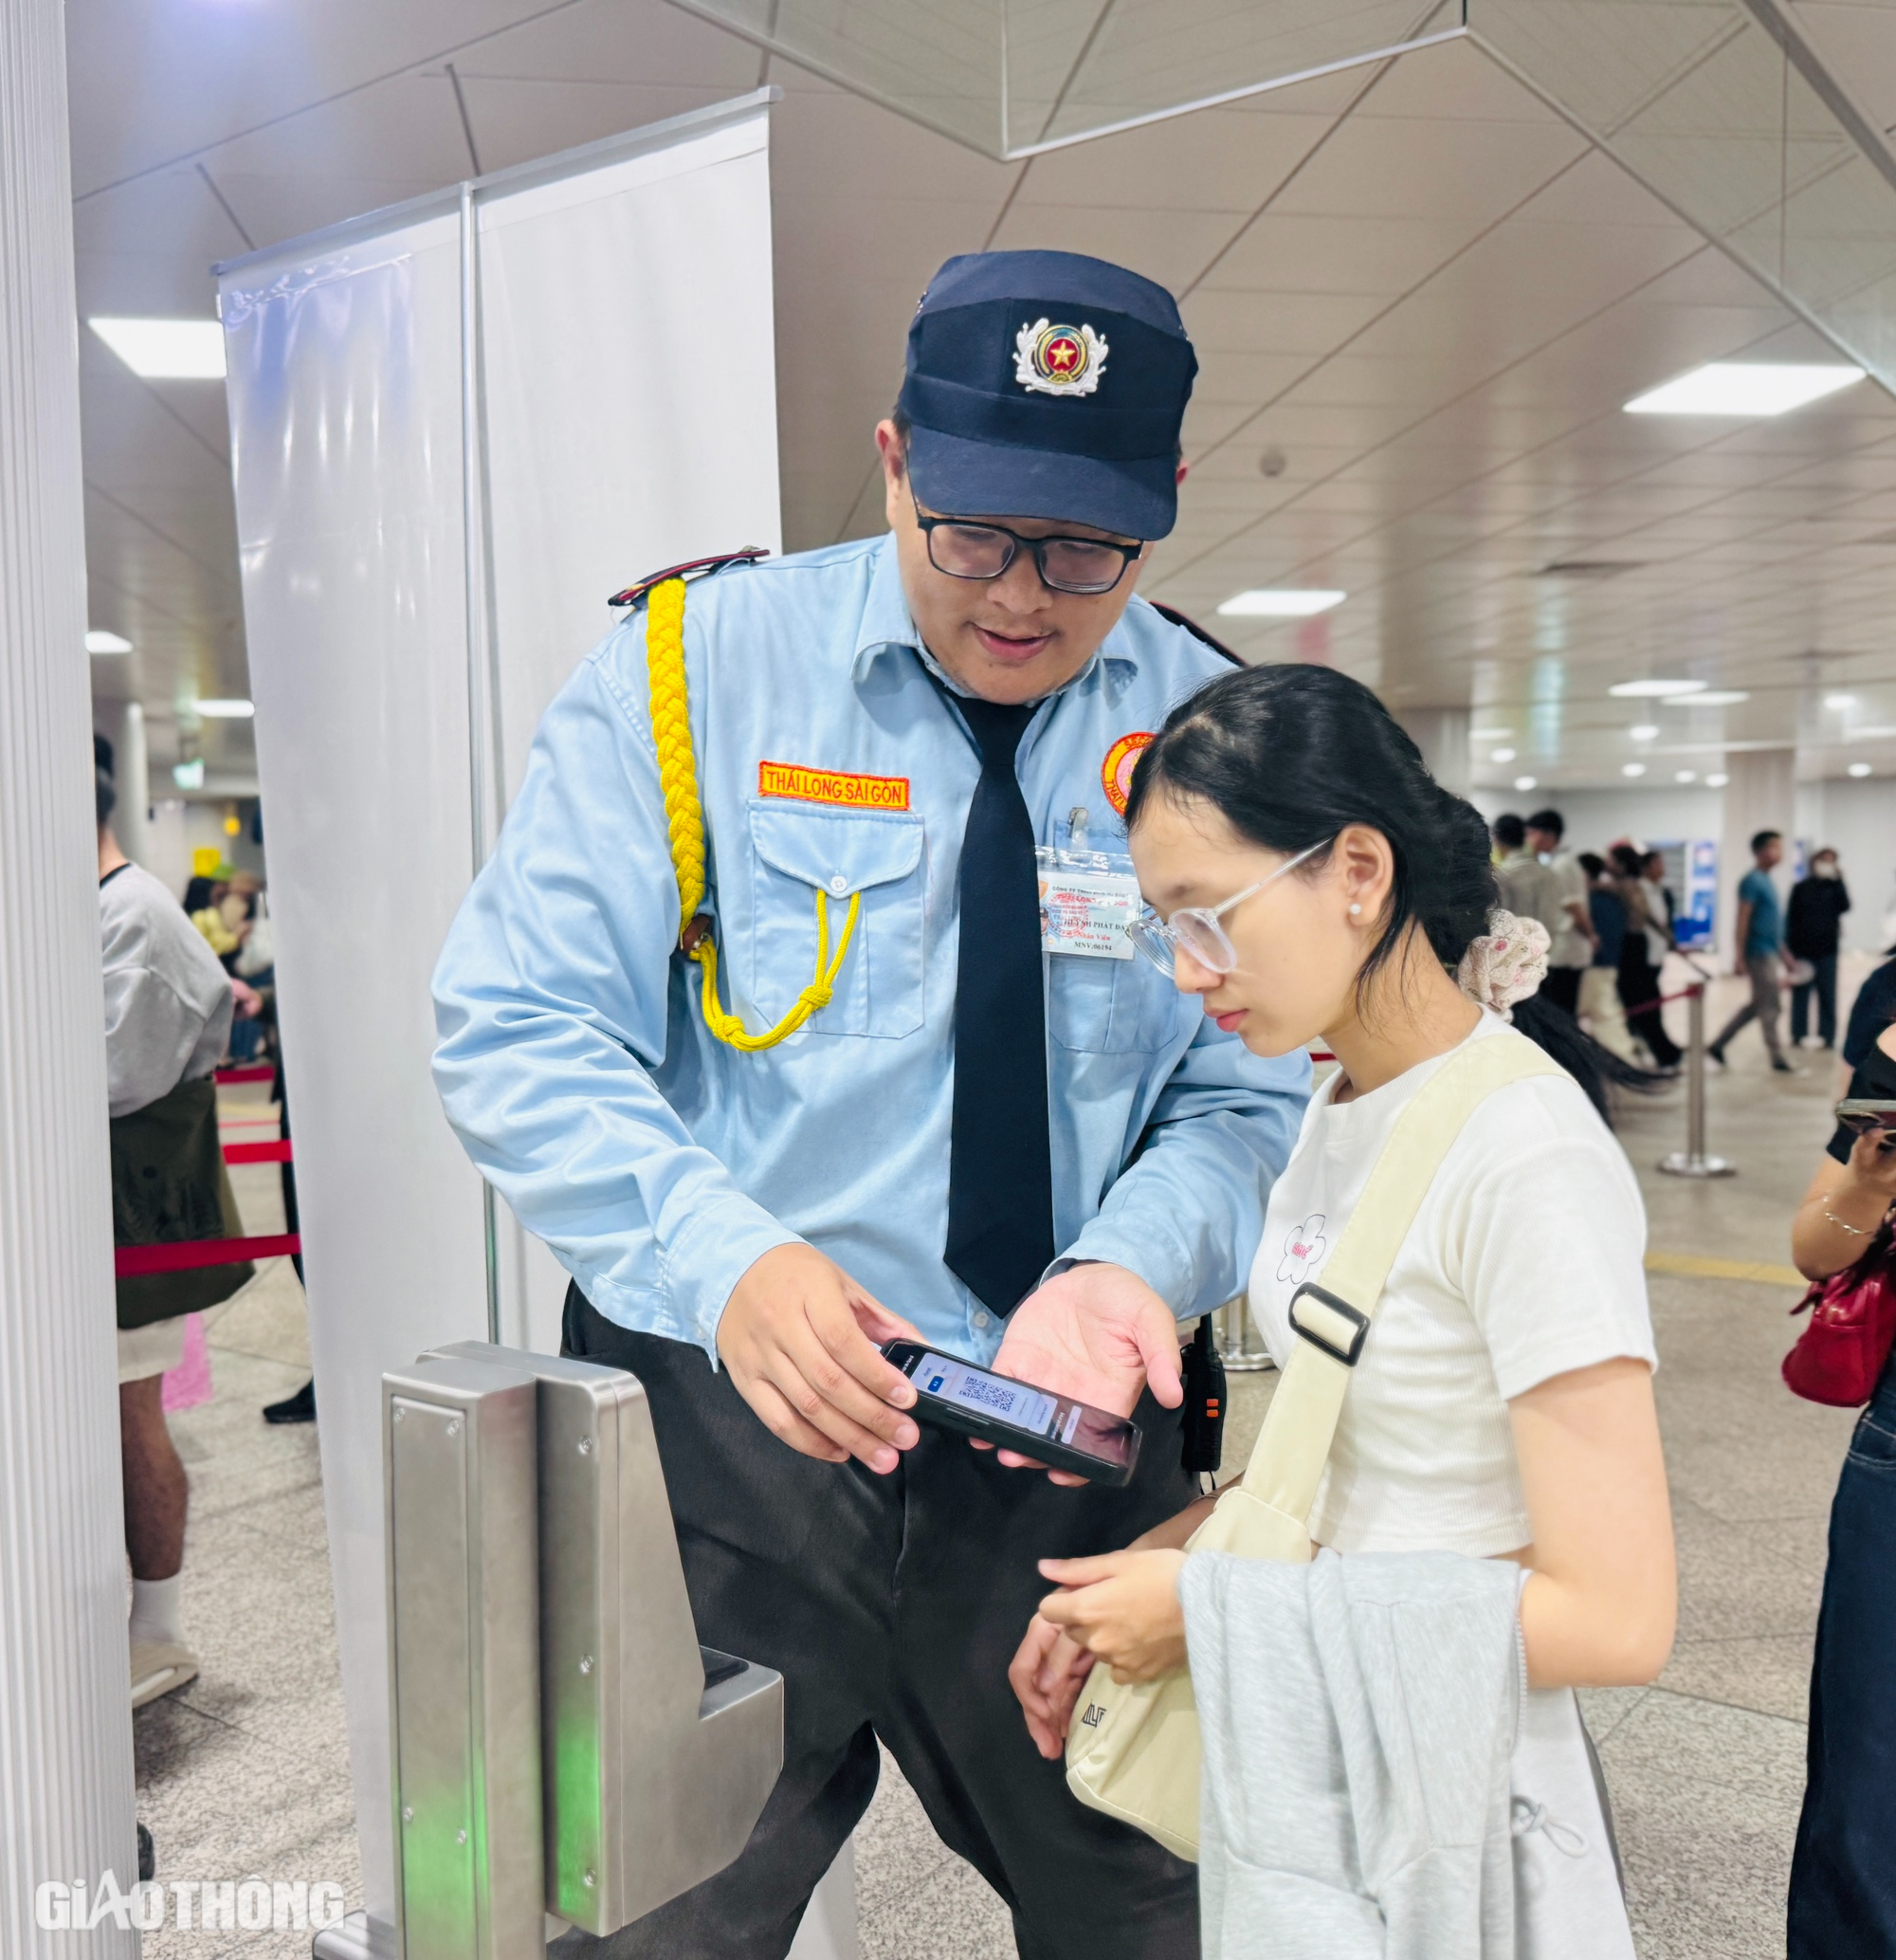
[1179,1313,1226,1478]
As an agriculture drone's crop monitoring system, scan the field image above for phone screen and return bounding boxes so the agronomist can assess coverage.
[907,1350,1135,1466]
[913,1352,1064,1437]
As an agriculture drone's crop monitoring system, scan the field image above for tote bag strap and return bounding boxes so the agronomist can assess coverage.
[1238,1030,1566,1526]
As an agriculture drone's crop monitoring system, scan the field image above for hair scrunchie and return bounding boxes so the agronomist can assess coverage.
[1456,909,1550,1020]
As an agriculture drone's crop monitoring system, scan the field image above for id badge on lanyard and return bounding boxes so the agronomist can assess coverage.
[1037,806,1139,962]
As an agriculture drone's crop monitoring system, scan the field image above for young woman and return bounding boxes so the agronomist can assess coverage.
[1010,665,1676,1926]
[1786,1008,1896,1955]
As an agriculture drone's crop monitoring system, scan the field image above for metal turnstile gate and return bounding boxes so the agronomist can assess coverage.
[320,1343,783,1958]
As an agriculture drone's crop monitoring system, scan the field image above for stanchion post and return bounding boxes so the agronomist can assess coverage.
[1659,979,1736,1179]
[1216,1295,1275,1374]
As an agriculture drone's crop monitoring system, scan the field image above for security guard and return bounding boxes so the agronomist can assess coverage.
[432,249,1308,1958]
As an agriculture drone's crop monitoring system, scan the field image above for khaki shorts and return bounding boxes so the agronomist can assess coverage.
[117,1302,230,1384]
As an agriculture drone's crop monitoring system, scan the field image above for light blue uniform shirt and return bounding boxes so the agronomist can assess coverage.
[431,533,1309,1367]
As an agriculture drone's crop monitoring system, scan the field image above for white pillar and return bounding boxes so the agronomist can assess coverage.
[93,699,149,867]
[1395,707,1471,797]
[1717,749,1796,961]
[0,1,141,1953]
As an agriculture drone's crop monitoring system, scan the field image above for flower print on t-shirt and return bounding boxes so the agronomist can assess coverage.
[1277,1214,1328,1286]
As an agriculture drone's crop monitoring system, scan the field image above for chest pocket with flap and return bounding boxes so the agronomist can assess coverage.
[745,801,926,1039]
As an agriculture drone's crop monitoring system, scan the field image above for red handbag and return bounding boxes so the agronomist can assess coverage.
[1782,1223,1896,1407]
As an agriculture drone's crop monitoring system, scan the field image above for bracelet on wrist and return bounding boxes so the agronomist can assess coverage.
[1824,1202,1889,1238]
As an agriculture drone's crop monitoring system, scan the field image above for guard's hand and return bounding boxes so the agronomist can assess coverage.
[1038,1548,1189,1683]
[717,1244,921,1473]
[984,1263,1184,1484]
[1009,1612,1094,1760]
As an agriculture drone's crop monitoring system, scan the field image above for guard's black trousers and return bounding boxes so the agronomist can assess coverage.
[551,1285,1200,1960]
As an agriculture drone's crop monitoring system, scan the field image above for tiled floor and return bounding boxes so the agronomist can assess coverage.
[138,986,1869,1955]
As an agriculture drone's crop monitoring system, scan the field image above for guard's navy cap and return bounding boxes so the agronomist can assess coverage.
[896,249,1197,541]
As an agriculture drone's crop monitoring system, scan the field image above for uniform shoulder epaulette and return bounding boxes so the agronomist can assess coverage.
[1147,599,1245,669]
[608,547,770,611]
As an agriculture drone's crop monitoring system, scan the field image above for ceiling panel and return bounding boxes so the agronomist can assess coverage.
[64,11,1896,796]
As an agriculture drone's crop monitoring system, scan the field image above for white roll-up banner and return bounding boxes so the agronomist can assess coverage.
[218,93,789,1937]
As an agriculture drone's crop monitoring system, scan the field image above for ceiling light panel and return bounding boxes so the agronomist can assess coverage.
[1609,679,1705,698]
[1624,363,1865,417]
[88,318,226,380]
[1215,589,1345,617]
[193,699,254,718]
[85,630,132,654]
[1665,689,1748,706]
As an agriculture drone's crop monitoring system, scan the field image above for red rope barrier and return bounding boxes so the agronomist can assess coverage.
[223,1140,293,1164]
[1624,982,1707,1017]
[115,1233,301,1278]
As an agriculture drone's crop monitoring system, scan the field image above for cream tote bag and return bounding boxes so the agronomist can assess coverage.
[1065,1031,1564,1862]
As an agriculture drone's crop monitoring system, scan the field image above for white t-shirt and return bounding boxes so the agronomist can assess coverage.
[1247,1013,1655,1558]
[1543,851,1592,969]
[100,862,234,1118]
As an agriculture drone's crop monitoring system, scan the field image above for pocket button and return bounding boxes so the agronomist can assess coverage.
[829,874,849,894]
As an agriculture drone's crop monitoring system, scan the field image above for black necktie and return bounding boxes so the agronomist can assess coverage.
[942,691,1055,1316]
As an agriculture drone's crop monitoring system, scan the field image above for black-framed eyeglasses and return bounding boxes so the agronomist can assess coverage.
[913,504,1144,596]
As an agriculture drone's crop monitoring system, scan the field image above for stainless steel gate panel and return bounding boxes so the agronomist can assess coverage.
[428,1342,783,1937]
[383,1355,545,1960]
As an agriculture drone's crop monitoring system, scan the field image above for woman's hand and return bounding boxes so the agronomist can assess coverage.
[1036,1548,1189,1684]
[1008,1613,1094,1760]
[1793,1127,1896,1279]
[1843,1125,1896,1204]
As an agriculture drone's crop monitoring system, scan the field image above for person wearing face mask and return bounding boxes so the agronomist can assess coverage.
[1012,665,1674,1956]
[1786,847,1850,1051]
[430,250,1309,1958]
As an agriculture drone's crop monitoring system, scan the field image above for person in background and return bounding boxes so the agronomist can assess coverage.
[1786,847,1850,1052]
[188,864,246,965]
[1492,813,1558,930]
[1708,830,1793,1073]
[1840,945,1896,1095]
[100,769,259,1708]
[1577,852,1639,1062]
[1785,998,1896,1955]
[1526,809,1595,1017]
[1613,843,1682,1071]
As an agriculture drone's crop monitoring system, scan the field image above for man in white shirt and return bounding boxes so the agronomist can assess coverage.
[1525,808,1595,1017]
[100,766,256,1708]
[1491,814,1559,933]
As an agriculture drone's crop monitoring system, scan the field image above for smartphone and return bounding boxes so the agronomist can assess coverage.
[881,1342,1141,1487]
[1837,1100,1896,1144]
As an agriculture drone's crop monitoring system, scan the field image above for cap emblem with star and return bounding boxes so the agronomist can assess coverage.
[1014,318,1109,397]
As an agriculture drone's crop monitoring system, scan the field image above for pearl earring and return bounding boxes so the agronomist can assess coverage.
[1349,903,1362,916]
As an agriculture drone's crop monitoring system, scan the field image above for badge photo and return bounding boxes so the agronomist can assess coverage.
[1101,731,1154,816]
[1013,318,1109,398]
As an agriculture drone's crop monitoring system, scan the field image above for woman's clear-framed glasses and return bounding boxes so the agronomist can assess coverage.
[1129,840,1330,977]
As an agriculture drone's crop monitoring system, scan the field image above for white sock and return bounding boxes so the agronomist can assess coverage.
[129,1575,184,1649]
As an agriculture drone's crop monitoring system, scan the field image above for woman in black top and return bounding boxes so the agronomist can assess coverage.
[1786,849,1851,1050]
[1787,1012,1896,1957]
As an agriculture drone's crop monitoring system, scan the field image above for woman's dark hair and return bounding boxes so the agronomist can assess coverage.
[181,875,216,914]
[1123,663,1659,1119]
[95,767,117,828]
[1609,842,1645,879]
